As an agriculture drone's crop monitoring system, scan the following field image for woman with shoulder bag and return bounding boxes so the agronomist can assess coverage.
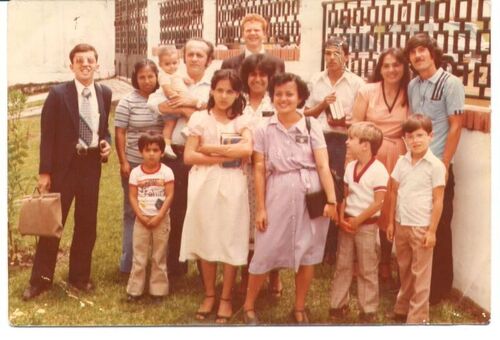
[242,73,338,324]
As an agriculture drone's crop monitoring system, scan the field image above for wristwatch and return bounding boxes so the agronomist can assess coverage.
[195,99,204,110]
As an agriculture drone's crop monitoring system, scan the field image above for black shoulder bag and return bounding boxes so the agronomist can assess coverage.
[304,117,344,219]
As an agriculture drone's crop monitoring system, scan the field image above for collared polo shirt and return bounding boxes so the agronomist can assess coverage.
[408,67,465,160]
[391,149,446,227]
[344,158,389,218]
[305,69,364,133]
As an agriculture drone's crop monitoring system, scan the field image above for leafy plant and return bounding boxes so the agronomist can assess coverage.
[8,90,34,264]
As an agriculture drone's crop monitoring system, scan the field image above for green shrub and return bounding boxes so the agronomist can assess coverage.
[8,90,35,264]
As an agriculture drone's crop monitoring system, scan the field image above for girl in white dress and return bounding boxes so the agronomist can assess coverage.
[180,69,253,323]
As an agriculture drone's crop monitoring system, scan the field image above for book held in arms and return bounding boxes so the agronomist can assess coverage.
[220,133,243,168]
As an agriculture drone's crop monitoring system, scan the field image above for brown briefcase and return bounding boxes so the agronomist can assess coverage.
[18,188,63,238]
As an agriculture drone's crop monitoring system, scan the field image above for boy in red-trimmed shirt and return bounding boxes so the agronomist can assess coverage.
[126,132,175,302]
[330,122,389,323]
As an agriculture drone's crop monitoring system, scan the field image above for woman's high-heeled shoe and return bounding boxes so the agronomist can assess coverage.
[195,295,216,320]
[215,297,233,324]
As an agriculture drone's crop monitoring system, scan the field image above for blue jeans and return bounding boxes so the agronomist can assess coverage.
[119,161,140,273]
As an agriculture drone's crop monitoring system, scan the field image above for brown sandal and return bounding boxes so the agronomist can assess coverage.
[195,295,216,320]
[215,297,232,324]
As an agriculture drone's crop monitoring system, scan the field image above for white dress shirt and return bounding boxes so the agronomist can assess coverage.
[305,69,364,133]
[391,149,446,227]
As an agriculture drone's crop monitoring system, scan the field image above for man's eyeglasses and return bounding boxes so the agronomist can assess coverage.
[73,57,97,65]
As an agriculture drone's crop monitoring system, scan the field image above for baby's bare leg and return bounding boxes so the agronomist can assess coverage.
[162,120,176,145]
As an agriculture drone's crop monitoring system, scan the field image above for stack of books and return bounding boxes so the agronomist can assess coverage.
[328,100,346,127]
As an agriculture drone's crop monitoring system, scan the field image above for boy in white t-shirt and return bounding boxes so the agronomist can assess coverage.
[156,46,192,159]
[330,122,389,323]
[126,132,175,302]
[387,114,445,324]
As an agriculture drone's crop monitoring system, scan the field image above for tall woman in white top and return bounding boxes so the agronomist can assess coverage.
[180,69,253,323]
[238,54,282,296]
[240,54,278,121]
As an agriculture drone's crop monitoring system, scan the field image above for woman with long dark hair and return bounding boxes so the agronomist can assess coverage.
[179,69,253,324]
[351,47,411,288]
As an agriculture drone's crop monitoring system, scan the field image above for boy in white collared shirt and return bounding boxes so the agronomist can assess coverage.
[387,114,446,324]
[329,122,388,323]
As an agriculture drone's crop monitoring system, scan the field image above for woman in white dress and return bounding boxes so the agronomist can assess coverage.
[180,69,253,323]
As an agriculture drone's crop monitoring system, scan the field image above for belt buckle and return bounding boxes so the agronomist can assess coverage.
[76,143,88,156]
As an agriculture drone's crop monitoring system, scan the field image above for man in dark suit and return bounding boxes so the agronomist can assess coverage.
[23,43,112,300]
[221,13,285,74]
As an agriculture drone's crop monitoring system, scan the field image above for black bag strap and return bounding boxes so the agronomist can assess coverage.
[305,116,311,135]
[305,116,344,202]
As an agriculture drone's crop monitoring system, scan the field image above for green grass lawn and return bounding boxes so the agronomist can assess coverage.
[8,114,489,326]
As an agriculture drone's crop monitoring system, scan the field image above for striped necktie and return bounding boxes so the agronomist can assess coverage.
[79,87,93,147]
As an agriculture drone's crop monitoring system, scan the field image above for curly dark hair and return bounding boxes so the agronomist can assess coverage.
[240,54,280,93]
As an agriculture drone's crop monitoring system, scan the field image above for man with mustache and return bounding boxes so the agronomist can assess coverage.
[405,33,464,305]
[304,37,364,264]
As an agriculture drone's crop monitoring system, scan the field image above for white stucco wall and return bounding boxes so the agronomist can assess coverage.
[451,129,491,311]
[8,0,115,85]
[286,0,324,80]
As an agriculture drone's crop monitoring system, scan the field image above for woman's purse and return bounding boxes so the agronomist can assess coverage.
[18,187,63,238]
[306,190,328,219]
[305,171,343,219]
[304,117,344,219]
